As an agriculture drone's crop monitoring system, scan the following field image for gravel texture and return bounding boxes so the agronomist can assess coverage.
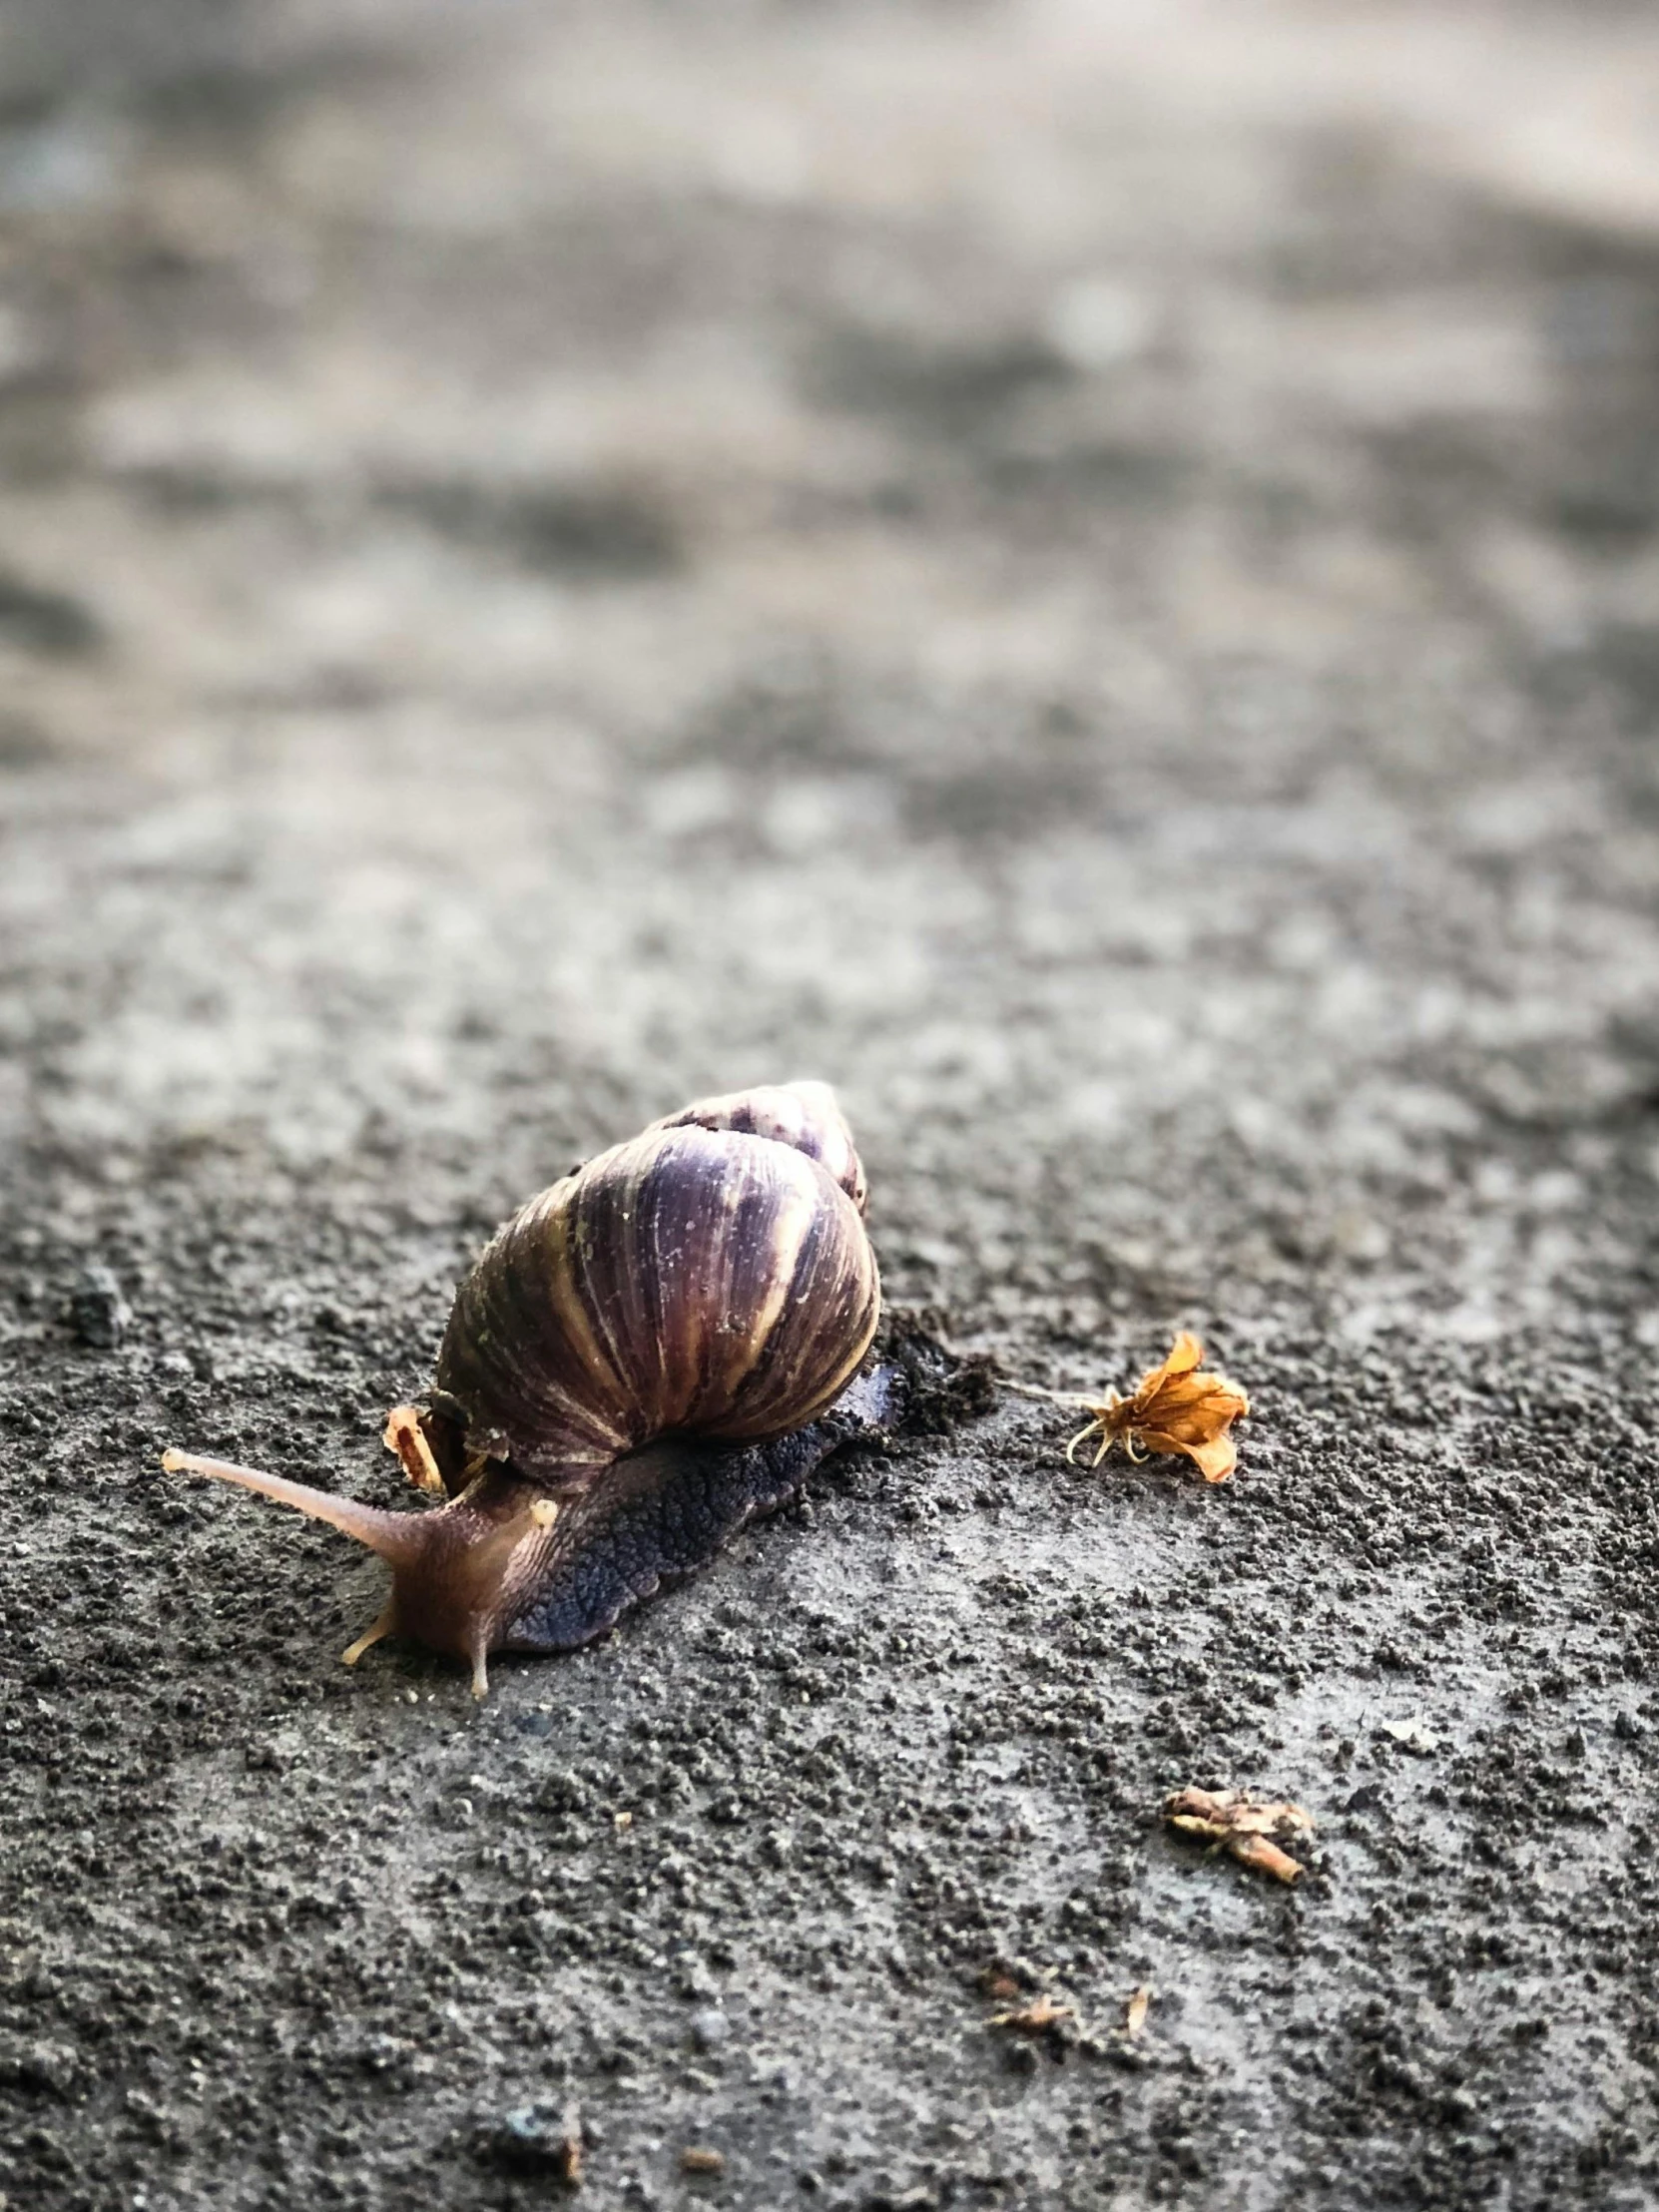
[2,4,1659,2208]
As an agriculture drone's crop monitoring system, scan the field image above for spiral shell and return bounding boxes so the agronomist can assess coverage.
[648,1079,867,1214]
[432,1082,879,1477]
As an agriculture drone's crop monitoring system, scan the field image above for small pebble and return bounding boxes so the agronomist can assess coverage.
[487,2107,583,2183]
[691,2008,731,2051]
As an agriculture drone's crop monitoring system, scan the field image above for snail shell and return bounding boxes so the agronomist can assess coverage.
[164,1082,890,1696]
[430,1084,876,1478]
[648,1079,866,1212]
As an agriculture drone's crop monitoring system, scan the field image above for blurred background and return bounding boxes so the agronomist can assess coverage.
[4,0,1658,1347]
[4,4,1659,2203]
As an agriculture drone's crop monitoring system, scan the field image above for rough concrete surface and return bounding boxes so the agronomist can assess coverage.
[2,2,1659,2206]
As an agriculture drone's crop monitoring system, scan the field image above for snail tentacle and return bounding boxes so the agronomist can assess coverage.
[159,1450,426,1566]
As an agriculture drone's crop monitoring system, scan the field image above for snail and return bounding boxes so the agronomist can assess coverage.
[164,1082,896,1697]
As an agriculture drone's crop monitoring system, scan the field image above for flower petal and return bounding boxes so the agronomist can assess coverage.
[1188,1433,1239,1481]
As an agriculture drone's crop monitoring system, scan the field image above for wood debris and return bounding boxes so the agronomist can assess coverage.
[681,2147,726,2176]
[982,1959,1141,2057]
[987,1991,1075,2035]
[1165,1786,1315,1885]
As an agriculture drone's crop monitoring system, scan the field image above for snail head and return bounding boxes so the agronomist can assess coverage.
[160,1446,561,1698]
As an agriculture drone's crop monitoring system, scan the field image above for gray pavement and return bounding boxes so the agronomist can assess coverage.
[2,5,1658,2207]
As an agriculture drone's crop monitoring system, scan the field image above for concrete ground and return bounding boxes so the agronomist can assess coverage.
[2,3,1658,2207]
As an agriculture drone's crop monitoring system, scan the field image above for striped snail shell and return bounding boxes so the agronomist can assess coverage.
[163,1082,890,1697]
[429,1080,879,1477]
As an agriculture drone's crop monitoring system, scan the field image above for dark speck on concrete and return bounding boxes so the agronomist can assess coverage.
[0,572,102,657]
[66,1264,130,1350]
[482,2105,583,2179]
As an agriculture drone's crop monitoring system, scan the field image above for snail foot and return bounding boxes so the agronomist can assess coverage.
[502,1360,902,1653]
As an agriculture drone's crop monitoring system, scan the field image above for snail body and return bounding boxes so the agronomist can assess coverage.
[165,1082,890,1696]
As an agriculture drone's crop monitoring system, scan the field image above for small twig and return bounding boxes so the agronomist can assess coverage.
[996,1377,1098,1409]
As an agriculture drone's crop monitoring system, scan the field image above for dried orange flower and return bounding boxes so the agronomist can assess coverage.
[1065,1334,1248,1482]
[1165,1786,1314,1885]
[382,1403,446,1492]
